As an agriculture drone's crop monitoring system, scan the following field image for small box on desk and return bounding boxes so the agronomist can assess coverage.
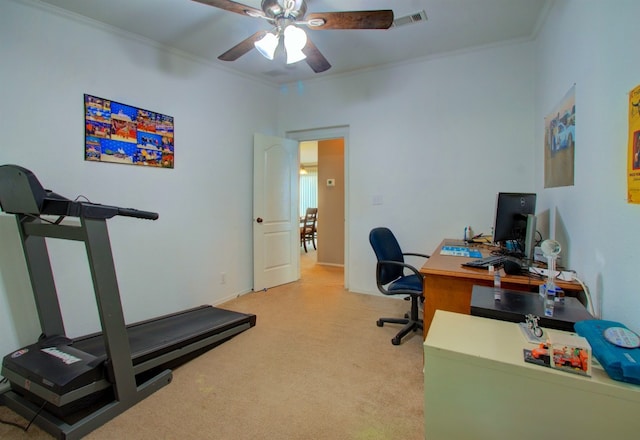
[548,330,592,376]
[525,330,592,376]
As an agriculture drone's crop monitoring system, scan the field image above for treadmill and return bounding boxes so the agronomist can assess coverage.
[0,165,256,439]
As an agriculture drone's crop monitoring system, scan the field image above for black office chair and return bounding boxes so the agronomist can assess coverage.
[369,227,429,345]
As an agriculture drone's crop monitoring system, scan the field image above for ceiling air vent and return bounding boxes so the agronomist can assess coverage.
[391,10,428,28]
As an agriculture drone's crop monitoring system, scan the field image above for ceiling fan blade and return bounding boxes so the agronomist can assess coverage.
[306,10,394,30]
[218,31,267,61]
[303,39,331,73]
[192,0,265,18]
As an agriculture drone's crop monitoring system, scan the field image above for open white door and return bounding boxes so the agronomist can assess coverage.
[253,133,299,291]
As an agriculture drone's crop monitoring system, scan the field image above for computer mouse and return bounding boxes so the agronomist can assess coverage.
[503,259,522,275]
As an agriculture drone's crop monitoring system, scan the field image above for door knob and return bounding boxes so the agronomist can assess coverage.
[256,217,263,223]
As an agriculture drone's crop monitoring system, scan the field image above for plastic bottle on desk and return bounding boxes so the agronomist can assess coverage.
[493,269,501,301]
[544,283,556,317]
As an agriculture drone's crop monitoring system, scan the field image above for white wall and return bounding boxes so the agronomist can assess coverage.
[0,0,278,361]
[534,0,640,330]
[2,0,638,369]
[278,42,537,297]
[278,0,640,334]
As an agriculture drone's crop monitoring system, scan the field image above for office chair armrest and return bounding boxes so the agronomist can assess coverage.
[402,252,430,259]
[378,260,425,279]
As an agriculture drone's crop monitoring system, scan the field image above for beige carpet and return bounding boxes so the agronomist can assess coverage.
[0,251,425,439]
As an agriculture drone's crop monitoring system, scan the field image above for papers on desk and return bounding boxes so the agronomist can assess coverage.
[440,245,483,258]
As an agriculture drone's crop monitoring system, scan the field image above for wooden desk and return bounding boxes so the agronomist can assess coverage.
[420,239,583,337]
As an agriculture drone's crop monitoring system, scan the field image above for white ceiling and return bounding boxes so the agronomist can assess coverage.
[35,0,551,85]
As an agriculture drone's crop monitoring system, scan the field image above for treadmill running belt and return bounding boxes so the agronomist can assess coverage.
[2,305,256,399]
[74,305,256,366]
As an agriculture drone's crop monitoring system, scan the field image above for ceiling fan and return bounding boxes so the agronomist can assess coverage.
[192,0,394,73]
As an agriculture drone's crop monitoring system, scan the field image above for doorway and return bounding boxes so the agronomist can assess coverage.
[288,126,349,288]
[299,141,318,234]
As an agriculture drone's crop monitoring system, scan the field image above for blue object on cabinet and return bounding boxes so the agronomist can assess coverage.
[575,319,640,385]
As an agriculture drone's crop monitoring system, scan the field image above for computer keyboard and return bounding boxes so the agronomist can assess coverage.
[462,255,507,269]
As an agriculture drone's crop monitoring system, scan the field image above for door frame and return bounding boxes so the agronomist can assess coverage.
[286,126,350,289]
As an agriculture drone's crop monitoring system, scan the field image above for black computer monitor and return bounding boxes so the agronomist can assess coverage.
[492,192,537,258]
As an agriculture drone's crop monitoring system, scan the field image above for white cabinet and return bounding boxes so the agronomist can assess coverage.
[424,311,640,440]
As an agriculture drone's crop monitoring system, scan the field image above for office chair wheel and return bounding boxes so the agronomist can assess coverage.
[391,336,401,346]
[376,319,384,327]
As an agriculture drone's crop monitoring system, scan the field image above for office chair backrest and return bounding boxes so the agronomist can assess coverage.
[369,227,405,285]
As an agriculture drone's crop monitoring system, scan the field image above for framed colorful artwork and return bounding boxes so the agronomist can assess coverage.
[84,94,174,168]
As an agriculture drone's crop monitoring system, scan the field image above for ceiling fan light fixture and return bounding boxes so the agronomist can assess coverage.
[254,32,279,60]
[283,25,307,64]
[204,0,393,73]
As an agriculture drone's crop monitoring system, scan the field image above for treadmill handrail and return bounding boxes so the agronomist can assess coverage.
[42,198,158,220]
[0,164,158,220]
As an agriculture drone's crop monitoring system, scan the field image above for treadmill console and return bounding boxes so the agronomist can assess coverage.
[0,164,158,220]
